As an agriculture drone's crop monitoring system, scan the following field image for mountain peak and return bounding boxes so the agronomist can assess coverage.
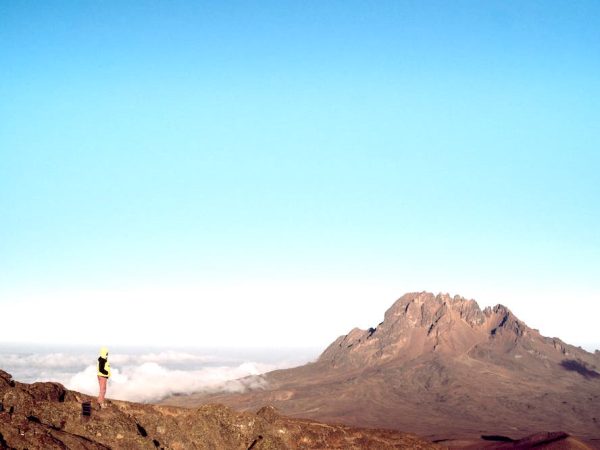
[484,303,526,338]
[319,292,536,366]
[384,291,487,327]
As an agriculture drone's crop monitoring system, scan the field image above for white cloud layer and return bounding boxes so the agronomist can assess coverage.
[66,362,271,402]
[0,348,315,402]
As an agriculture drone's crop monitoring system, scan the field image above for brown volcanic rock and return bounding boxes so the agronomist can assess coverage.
[452,431,595,449]
[319,293,537,365]
[0,370,439,449]
[163,292,600,447]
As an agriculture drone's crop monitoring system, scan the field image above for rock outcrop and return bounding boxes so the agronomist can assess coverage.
[0,369,439,449]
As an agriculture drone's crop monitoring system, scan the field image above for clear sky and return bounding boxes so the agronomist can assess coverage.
[1,1,599,351]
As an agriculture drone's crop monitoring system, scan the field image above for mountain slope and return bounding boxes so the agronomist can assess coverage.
[164,292,600,445]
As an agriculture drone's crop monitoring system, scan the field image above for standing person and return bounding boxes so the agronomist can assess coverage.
[97,346,111,407]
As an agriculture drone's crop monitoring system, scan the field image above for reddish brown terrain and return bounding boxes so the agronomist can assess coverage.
[164,292,600,449]
[0,369,438,449]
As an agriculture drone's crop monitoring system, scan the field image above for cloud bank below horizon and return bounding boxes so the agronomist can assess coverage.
[67,361,272,402]
[0,349,316,402]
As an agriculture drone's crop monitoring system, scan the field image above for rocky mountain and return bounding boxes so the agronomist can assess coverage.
[0,369,440,449]
[164,292,600,448]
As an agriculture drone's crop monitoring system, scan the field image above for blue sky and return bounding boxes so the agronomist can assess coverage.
[1,1,599,349]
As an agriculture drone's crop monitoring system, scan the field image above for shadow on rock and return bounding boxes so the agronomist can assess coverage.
[560,359,600,379]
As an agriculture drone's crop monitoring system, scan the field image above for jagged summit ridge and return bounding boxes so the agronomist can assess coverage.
[382,292,519,331]
[383,292,485,325]
[319,292,537,366]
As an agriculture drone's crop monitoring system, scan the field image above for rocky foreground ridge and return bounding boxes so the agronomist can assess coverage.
[164,292,600,447]
[0,369,439,449]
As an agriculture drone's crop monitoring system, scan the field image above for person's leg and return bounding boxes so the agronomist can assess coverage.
[97,376,107,403]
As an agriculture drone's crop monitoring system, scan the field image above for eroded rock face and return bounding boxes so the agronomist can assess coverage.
[0,370,439,449]
[317,292,593,368]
